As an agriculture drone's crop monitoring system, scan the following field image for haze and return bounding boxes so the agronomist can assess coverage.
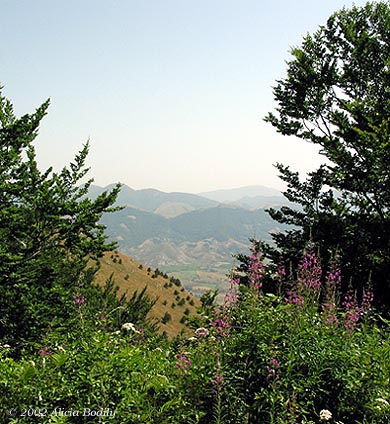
[1,0,367,193]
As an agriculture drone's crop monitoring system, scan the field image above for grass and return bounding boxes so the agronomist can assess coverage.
[93,251,201,339]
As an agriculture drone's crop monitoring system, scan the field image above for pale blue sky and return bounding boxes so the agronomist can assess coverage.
[1,0,368,193]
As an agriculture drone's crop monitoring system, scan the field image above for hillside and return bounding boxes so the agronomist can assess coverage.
[90,183,291,297]
[93,251,201,339]
[100,204,286,296]
[101,204,281,248]
[89,184,218,217]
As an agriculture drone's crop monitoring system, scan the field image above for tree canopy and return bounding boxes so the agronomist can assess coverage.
[0,88,156,354]
[264,1,390,309]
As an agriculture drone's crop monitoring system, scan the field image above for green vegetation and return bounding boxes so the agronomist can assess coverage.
[1,2,390,423]
[0,88,158,356]
[264,1,390,311]
[1,242,390,423]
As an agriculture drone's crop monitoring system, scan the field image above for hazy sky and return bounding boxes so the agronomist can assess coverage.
[2,0,368,193]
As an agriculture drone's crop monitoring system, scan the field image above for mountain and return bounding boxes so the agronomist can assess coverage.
[100,204,287,297]
[101,204,279,248]
[198,185,283,203]
[92,183,291,297]
[228,195,291,209]
[89,184,218,217]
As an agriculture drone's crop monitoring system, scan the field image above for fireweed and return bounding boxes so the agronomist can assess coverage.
[248,249,265,291]
[284,250,322,307]
[322,259,342,327]
[266,358,281,388]
[73,293,86,306]
[298,251,322,293]
[175,353,191,372]
[210,274,240,338]
[342,287,374,334]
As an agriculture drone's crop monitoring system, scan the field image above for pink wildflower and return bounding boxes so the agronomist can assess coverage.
[211,373,225,393]
[224,291,238,308]
[175,354,191,371]
[266,358,281,384]
[342,292,360,333]
[298,251,322,292]
[362,289,374,313]
[285,289,305,307]
[195,327,209,337]
[73,293,86,306]
[211,316,231,337]
[248,251,265,290]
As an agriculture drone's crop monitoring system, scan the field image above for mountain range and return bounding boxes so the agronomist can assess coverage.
[91,184,291,296]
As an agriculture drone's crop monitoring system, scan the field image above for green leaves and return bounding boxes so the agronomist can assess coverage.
[264,1,390,309]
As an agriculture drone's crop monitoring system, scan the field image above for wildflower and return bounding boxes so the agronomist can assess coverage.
[266,358,281,383]
[248,250,265,290]
[322,302,339,327]
[277,266,286,279]
[224,291,238,308]
[211,317,231,337]
[195,327,209,337]
[342,292,360,333]
[319,409,332,421]
[376,398,390,408]
[38,347,52,356]
[362,289,374,314]
[121,322,140,333]
[230,277,241,286]
[211,373,225,393]
[298,251,322,292]
[322,260,341,326]
[175,354,191,371]
[73,293,86,306]
[285,289,304,307]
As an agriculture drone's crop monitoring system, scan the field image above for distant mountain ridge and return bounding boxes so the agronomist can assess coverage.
[198,185,282,202]
[92,183,291,294]
[90,183,287,215]
[101,204,279,248]
[89,184,218,217]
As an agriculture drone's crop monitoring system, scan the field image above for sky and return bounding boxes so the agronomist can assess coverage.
[1,0,369,193]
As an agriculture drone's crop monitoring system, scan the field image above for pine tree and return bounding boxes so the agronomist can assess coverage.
[0,88,122,351]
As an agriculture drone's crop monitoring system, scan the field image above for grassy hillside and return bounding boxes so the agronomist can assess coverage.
[100,205,286,295]
[93,251,201,339]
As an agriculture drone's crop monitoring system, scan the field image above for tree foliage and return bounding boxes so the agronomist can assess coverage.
[264,1,390,309]
[0,88,148,353]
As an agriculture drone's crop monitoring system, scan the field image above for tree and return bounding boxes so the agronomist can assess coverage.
[264,2,390,308]
[0,88,123,351]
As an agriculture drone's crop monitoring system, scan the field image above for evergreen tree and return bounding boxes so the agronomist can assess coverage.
[0,88,122,351]
[264,2,390,308]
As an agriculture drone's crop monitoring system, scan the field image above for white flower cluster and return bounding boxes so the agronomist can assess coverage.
[319,409,332,421]
[195,327,209,337]
[121,322,140,333]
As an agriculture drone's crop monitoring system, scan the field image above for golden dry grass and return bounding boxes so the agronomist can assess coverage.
[94,251,201,339]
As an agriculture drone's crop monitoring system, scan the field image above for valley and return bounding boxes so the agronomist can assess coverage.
[92,184,291,297]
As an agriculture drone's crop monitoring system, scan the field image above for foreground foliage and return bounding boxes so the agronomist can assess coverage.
[1,246,390,423]
[264,0,390,310]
